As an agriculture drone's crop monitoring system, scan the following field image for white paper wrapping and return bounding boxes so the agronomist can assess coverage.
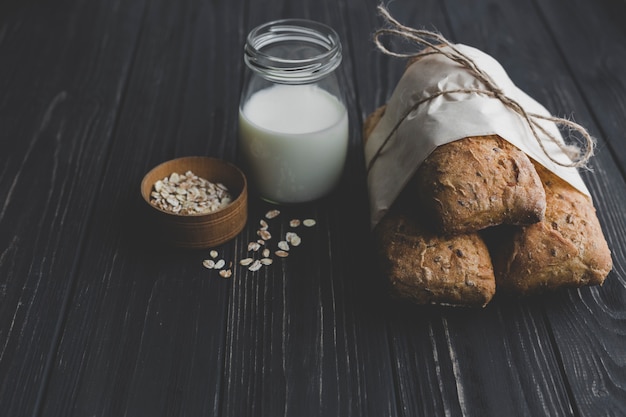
[364,44,590,228]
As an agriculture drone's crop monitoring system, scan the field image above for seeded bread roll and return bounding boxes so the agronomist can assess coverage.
[374,191,496,307]
[414,134,546,234]
[366,105,546,234]
[365,106,495,307]
[489,163,612,294]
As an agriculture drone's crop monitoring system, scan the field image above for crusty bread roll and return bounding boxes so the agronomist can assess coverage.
[374,191,496,307]
[488,163,612,294]
[365,107,496,307]
[364,104,611,304]
[366,105,547,234]
[414,134,546,234]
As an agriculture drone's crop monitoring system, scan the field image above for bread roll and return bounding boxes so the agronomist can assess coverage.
[414,134,546,234]
[374,192,496,307]
[489,163,612,294]
[366,105,547,234]
[365,107,495,307]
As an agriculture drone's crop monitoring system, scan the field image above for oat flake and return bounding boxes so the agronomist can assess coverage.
[265,209,280,219]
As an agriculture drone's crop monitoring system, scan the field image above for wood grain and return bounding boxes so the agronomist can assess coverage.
[443,0,626,415]
[219,1,399,416]
[0,1,145,416]
[0,0,624,416]
[38,0,243,415]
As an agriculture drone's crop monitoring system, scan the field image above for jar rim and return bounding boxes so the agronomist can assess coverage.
[244,18,342,84]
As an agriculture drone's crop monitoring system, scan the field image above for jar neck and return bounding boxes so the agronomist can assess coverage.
[244,19,342,85]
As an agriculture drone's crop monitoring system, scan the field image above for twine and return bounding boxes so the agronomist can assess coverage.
[366,5,595,174]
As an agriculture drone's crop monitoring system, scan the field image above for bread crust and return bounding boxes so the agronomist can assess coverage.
[490,163,612,294]
[363,104,611,303]
[414,135,546,234]
[364,105,546,234]
[374,194,496,307]
[365,106,495,307]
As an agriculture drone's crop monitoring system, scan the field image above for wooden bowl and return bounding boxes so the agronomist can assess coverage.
[140,156,248,248]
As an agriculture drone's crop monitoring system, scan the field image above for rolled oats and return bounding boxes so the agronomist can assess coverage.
[149,170,232,215]
[257,229,271,241]
[239,258,254,266]
[265,209,280,219]
[201,212,317,277]
[249,260,262,272]
[286,232,301,247]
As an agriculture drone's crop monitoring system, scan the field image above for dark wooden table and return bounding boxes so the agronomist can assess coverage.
[2,0,625,416]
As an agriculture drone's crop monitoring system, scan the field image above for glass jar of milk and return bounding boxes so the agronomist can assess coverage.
[239,19,348,204]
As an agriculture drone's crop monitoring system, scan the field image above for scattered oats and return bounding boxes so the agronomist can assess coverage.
[214,259,226,269]
[260,258,273,265]
[259,219,269,230]
[248,241,261,252]
[303,219,316,227]
[262,248,270,258]
[210,250,218,259]
[265,209,280,219]
[275,250,289,258]
[287,232,301,246]
[219,269,232,278]
[249,260,262,272]
[202,259,215,269]
[278,240,290,251]
[257,239,265,246]
[289,219,301,228]
[257,229,272,241]
[239,258,254,266]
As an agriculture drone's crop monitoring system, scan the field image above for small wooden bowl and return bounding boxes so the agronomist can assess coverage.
[140,156,248,248]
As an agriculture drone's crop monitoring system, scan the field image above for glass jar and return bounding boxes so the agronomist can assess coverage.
[238,19,348,204]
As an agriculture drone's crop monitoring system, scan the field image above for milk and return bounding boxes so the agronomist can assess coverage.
[239,84,349,203]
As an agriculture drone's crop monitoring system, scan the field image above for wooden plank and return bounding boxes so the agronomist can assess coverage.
[535,0,626,172]
[35,0,247,415]
[0,1,145,416]
[219,1,400,416]
[531,0,626,414]
[442,0,626,415]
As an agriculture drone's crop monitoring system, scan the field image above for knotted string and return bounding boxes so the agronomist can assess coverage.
[366,5,595,174]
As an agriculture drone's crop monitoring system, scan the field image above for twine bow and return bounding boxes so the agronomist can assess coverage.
[367,5,595,174]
